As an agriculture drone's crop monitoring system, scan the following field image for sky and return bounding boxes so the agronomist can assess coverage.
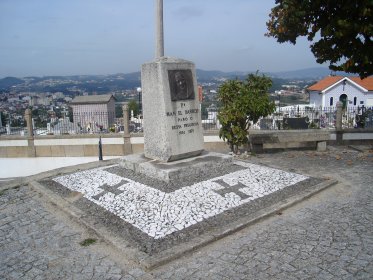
[0,0,324,78]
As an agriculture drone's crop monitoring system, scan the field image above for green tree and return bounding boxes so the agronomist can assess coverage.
[0,112,7,126]
[115,105,123,118]
[31,108,48,128]
[68,107,73,122]
[128,100,139,117]
[266,0,373,78]
[218,73,275,153]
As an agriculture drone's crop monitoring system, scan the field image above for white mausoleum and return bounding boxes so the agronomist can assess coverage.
[308,76,373,108]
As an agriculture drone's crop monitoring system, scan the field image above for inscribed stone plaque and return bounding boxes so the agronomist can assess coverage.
[168,70,195,101]
[141,57,204,162]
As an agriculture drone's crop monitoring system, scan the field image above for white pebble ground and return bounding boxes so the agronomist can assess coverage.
[53,162,308,239]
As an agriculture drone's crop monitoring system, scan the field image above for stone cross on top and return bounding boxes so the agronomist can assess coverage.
[156,0,164,58]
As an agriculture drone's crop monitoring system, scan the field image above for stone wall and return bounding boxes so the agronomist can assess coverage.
[0,133,229,158]
[1,129,372,158]
[329,129,373,145]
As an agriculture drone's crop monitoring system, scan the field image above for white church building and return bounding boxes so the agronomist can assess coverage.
[308,76,373,108]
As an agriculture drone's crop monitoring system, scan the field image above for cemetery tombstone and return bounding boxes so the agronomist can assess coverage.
[364,110,373,128]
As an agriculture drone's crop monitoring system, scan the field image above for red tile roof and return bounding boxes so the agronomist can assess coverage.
[349,77,373,90]
[308,76,373,91]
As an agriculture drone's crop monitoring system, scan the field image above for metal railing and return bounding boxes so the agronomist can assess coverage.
[2,105,373,137]
[251,106,337,130]
[341,106,373,129]
[0,126,27,136]
[201,104,373,131]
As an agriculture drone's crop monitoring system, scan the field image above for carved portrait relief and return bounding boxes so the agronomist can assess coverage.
[168,70,195,101]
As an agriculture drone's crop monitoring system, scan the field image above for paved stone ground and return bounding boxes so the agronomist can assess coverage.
[1,146,372,279]
[0,186,149,280]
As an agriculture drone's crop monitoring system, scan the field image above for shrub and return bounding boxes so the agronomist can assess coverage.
[218,73,275,153]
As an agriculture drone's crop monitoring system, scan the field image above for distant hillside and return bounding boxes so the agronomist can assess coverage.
[196,69,249,81]
[197,67,348,80]
[121,72,141,80]
[0,77,24,89]
[0,67,355,93]
[270,67,349,79]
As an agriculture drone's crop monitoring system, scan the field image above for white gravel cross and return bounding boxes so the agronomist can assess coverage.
[53,162,308,239]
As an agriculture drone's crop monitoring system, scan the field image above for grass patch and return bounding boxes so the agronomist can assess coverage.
[0,190,5,196]
[79,238,97,247]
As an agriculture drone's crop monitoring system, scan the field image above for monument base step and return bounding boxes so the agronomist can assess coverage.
[119,151,233,182]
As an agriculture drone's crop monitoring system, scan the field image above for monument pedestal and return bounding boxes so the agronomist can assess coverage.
[119,56,232,182]
[119,151,233,182]
[141,57,204,162]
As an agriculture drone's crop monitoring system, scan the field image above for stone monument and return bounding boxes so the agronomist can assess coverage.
[142,58,204,162]
[141,0,203,162]
[120,0,231,181]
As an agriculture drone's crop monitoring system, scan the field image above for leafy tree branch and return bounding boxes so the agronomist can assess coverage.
[266,0,373,78]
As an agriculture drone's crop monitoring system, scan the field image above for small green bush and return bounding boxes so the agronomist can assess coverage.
[218,72,275,153]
